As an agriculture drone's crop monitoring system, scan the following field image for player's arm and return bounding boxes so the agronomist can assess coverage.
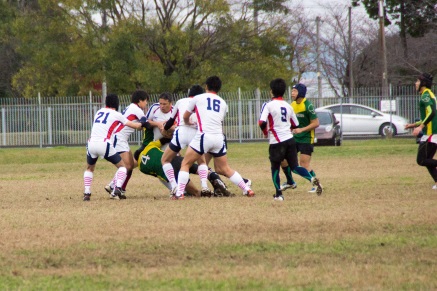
[294,118,319,134]
[183,110,194,126]
[258,102,269,136]
[126,117,152,130]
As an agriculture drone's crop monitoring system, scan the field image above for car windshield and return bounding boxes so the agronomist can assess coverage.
[317,112,332,125]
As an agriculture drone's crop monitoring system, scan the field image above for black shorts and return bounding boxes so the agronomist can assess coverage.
[269,138,298,168]
[296,142,314,156]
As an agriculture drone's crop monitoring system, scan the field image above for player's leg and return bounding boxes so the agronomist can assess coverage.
[298,144,320,193]
[279,160,297,191]
[269,142,286,200]
[196,155,211,195]
[286,140,322,195]
[213,155,254,197]
[104,146,126,200]
[120,150,134,191]
[83,141,101,201]
[161,144,180,190]
[174,146,201,199]
[418,142,437,189]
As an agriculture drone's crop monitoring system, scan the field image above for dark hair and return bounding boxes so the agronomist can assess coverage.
[292,83,307,98]
[188,84,204,97]
[105,94,119,111]
[159,92,173,103]
[270,78,286,97]
[205,76,222,93]
[131,90,150,104]
[418,73,433,89]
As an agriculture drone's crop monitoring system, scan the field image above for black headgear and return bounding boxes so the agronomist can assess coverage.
[188,84,204,97]
[293,83,307,98]
[418,73,433,90]
[105,94,120,111]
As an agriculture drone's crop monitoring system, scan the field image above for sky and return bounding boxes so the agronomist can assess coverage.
[298,0,368,17]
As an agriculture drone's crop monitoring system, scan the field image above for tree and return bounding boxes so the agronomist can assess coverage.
[352,0,437,58]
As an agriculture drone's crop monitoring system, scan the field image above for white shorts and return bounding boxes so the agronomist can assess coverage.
[189,132,227,157]
[114,138,130,153]
[86,140,121,165]
[170,126,197,151]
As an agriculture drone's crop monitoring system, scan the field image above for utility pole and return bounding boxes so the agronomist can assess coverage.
[101,0,107,104]
[379,0,391,137]
[316,16,322,99]
[378,0,388,97]
[348,6,353,101]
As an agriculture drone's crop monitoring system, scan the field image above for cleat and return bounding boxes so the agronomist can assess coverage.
[308,187,317,193]
[280,182,297,191]
[212,179,230,197]
[83,193,91,201]
[169,187,177,198]
[245,189,255,197]
[119,189,127,199]
[105,183,113,194]
[110,187,122,200]
[170,194,185,200]
[273,195,284,201]
[200,187,213,197]
[432,185,437,190]
[241,179,252,195]
[311,177,323,195]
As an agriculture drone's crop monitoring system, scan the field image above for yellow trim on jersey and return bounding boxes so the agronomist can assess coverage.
[291,98,307,113]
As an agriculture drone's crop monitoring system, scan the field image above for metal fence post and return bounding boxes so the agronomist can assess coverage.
[248,100,253,139]
[238,88,242,143]
[48,107,52,145]
[38,92,43,148]
[1,108,6,146]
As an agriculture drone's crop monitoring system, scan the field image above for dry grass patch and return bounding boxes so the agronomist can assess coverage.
[0,140,436,289]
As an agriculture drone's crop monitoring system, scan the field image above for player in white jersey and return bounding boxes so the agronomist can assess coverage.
[160,85,212,196]
[172,76,254,200]
[104,90,149,199]
[83,94,149,201]
[259,78,321,201]
[145,92,175,150]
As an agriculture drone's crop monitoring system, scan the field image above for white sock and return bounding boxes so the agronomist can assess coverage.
[115,167,127,188]
[84,171,93,193]
[229,171,249,192]
[198,164,208,188]
[163,163,177,189]
[177,171,189,197]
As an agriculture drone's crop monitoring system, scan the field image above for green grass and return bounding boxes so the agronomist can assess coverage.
[1,138,436,290]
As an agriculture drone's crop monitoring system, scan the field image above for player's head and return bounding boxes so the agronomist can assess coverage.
[159,92,173,113]
[131,90,150,103]
[270,78,286,98]
[416,72,433,92]
[292,83,307,100]
[205,76,222,93]
[188,84,204,97]
[131,90,150,109]
[105,94,119,111]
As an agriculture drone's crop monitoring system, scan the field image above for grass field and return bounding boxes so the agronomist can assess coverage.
[1,139,436,290]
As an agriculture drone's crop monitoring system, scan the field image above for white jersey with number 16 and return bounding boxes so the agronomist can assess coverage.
[186,92,228,134]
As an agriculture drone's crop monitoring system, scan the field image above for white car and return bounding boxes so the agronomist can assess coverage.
[317,103,409,136]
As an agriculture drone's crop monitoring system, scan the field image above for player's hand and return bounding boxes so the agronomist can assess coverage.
[139,117,151,129]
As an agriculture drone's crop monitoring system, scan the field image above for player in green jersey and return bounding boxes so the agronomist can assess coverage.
[405,73,437,190]
[134,138,232,197]
[280,83,323,195]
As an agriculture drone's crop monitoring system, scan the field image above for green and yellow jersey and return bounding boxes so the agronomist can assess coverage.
[419,88,437,136]
[291,98,318,144]
[137,140,167,182]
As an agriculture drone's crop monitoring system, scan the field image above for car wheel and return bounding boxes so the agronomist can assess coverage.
[379,123,397,136]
